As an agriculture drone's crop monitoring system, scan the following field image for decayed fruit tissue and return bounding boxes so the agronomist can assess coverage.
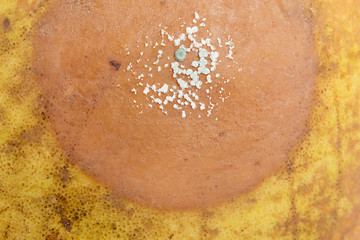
[1,0,360,239]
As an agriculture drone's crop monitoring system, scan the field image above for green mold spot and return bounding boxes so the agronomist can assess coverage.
[175,48,186,62]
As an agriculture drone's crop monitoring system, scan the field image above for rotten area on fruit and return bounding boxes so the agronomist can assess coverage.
[33,0,317,210]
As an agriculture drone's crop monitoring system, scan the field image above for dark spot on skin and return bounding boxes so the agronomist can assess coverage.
[111,223,117,230]
[59,166,70,183]
[3,17,10,31]
[169,233,174,239]
[218,131,225,137]
[201,225,219,238]
[60,217,72,232]
[254,161,261,166]
[183,157,188,161]
[41,112,46,120]
[202,210,214,218]
[160,1,166,5]
[45,231,59,240]
[109,60,121,70]
[286,160,293,173]
[34,3,44,13]
[0,106,5,122]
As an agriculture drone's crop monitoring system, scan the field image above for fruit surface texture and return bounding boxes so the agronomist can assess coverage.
[0,0,360,239]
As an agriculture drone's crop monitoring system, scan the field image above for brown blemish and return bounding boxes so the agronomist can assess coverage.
[60,217,72,232]
[34,0,316,210]
[45,231,59,240]
[3,17,10,31]
[201,225,219,239]
[33,2,44,13]
[109,59,121,71]
[0,106,5,122]
[41,111,46,120]
[20,127,44,144]
[58,165,70,183]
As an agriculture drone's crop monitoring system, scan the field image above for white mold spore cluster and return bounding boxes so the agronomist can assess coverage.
[122,12,239,119]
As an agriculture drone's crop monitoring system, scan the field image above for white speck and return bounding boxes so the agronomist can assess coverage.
[153,97,162,104]
[182,111,186,118]
[217,38,222,47]
[173,104,182,110]
[143,87,150,95]
[192,61,199,68]
[195,12,199,20]
[177,78,189,89]
[151,84,157,91]
[206,75,212,83]
[165,95,175,102]
[178,90,184,98]
[210,51,219,62]
[158,84,169,93]
[199,49,209,58]
[131,88,137,94]
[184,94,192,102]
[186,27,192,35]
[202,68,210,75]
[225,40,235,59]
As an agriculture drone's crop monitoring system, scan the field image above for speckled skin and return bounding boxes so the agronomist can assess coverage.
[1,0,360,239]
